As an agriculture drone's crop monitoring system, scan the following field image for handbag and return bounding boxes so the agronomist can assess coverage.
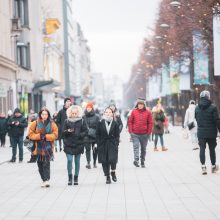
[23,137,35,152]
[187,121,195,130]
[88,128,96,138]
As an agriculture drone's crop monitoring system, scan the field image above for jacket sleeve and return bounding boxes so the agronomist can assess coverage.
[213,106,220,132]
[46,122,58,141]
[29,121,41,141]
[80,119,88,138]
[56,110,61,127]
[184,109,189,128]
[115,123,120,147]
[128,110,134,133]
[117,116,123,133]
[147,111,153,135]
[96,122,101,146]
[62,120,69,135]
[19,117,28,128]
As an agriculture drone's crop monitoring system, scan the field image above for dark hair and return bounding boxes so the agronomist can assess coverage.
[104,107,114,114]
[38,107,51,120]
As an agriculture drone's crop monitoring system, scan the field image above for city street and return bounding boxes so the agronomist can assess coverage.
[0,127,220,220]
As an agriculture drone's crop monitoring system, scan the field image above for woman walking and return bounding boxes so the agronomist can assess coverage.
[97,107,120,184]
[152,104,168,151]
[29,108,58,187]
[62,105,88,186]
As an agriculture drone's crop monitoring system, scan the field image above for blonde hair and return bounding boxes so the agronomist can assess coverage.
[66,105,83,118]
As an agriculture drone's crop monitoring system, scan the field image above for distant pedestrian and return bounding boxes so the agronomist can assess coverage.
[184,100,199,150]
[128,98,152,168]
[56,98,72,152]
[83,102,100,169]
[29,107,58,187]
[62,105,88,186]
[0,112,7,147]
[6,110,13,147]
[195,91,220,175]
[97,107,120,184]
[7,108,27,162]
[152,104,168,152]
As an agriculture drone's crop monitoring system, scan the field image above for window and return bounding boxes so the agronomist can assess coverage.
[17,42,31,69]
[14,0,29,27]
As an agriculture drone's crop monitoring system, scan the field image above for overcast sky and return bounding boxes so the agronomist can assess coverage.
[73,0,161,81]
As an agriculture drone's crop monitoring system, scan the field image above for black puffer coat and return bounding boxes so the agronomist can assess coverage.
[7,115,27,137]
[195,97,220,139]
[62,118,88,155]
[96,120,120,164]
[83,110,100,143]
[56,106,68,139]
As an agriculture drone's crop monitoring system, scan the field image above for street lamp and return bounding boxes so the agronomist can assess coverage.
[160,23,170,28]
[170,1,181,7]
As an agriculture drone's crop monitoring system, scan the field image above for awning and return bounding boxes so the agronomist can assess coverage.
[33,79,60,91]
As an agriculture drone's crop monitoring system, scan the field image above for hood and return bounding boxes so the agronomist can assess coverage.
[188,104,196,110]
[198,97,212,110]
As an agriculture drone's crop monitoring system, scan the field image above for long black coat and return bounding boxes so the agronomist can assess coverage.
[195,97,220,139]
[96,120,120,164]
[56,106,68,140]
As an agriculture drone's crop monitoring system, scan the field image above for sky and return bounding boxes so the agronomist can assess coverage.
[73,0,161,82]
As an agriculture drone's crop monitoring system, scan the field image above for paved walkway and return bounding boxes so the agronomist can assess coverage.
[0,127,220,220]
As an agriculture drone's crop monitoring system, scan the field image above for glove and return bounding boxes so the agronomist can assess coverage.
[40,134,46,141]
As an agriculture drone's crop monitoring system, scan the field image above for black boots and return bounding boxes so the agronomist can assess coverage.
[106,175,111,184]
[111,171,117,182]
[68,174,72,185]
[74,175,78,185]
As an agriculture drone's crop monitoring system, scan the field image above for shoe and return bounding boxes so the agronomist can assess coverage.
[193,147,199,150]
[68,174,72,185]
[93,163,97,168]
[74,175,78,185]
[162,146,168,151]
[41,181,46,188]
[154,147,159,151]
[45,180,50,187]
[211,165,219,173]
[86,163,91,169]
[141,162,146,168]
[133,161,140,167]
[60,148,62,152]
[202,166,207,175]
[106,176,111,184]
[111,171,117,182]
[9,159,16,163]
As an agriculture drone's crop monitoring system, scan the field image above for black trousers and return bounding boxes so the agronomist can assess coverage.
[37,161,50,181]
[198,138,217,166]
[102,163,117,176]
[85,143,98,163]
[0,134,6,146]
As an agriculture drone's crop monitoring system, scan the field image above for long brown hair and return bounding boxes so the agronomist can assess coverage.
[38,107,51,120]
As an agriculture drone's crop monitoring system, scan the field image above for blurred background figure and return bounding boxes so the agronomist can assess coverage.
[0,112,7,147]
[52,112,59,152]
[6,110,13,147]
[163,113,170,134]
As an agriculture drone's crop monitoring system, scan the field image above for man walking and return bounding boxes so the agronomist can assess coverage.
[7,108,27,162]
[128,98,153,168]
[195,90,220,175]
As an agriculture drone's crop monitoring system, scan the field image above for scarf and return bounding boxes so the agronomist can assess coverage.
[102,115,113,122]
[104,120,112,135]
[36,119,53,161]
[68,117,82,123]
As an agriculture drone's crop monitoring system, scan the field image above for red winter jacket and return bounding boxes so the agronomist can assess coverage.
[128,108,153,135]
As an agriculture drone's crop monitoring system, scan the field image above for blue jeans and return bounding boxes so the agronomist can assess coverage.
[11,136,24,161]
[154,134,164,147]
[66,154,81,176]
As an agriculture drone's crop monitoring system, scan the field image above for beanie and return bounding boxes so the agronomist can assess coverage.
[86,102,94,109]
[200,90,210,99]
[14,108,21,114]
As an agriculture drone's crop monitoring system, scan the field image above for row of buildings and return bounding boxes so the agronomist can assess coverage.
[0,0,95,115]
[123,0,220,125]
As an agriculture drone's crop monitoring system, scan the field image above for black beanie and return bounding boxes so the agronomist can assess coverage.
[64,98,71,104]
[14,108,21,114]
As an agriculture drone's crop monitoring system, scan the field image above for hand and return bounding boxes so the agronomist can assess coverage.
[40,134,46,141]
[68,128,74,132]
[93,144,97,149]
[15,122,19,126]
[12,121,15,124]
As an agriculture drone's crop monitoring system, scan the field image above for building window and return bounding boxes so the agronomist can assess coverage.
[17,42,31,69]
[14,0,29,27]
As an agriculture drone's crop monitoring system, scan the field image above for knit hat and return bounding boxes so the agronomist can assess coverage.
[200,90,210,99]
[14,108,21,114]
[136,97,146,104]
[64,97,71,104]
[86,102,94,109]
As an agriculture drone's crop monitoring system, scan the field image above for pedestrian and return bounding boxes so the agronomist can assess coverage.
[56,98,72,152]
[163,113,170,134]
[96,107,120,184]
[195,90,220,175]
[109,104,123,133]
[52,112,59,152]
[62,105,88,186]
[0,112,7,147]
[29,107,58,187]
[83,102,100,169]
[152,104,168,152]
[6,110,13,147]
[184,100,199,150]
[128,98,152,168]
[7,108,28,162]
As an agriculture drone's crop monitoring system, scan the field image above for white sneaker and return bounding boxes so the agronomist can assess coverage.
[41,181,46,188]
[202,166,207,175]
[45,180,50,187]
[211,165,219,173]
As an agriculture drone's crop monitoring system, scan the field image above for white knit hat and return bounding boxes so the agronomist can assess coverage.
[200,90,210,99]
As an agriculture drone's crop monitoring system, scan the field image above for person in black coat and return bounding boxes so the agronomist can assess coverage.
[62,105,88,186]
[96,107,120,184]
[109,104,123,133]
[83,102,100,169]
[56,98,72,151]
[7,108,28,162]
[195,90,220,175]
[0,112,7,147]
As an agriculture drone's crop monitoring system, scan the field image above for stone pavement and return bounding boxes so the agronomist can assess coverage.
[0,127,220,220]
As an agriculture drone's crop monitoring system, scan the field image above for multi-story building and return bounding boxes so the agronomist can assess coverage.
[92,72,104,109]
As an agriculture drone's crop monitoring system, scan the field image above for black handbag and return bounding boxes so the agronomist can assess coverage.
[23,137,35,152]
[88,128,96,138]
[187,121,195,130]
